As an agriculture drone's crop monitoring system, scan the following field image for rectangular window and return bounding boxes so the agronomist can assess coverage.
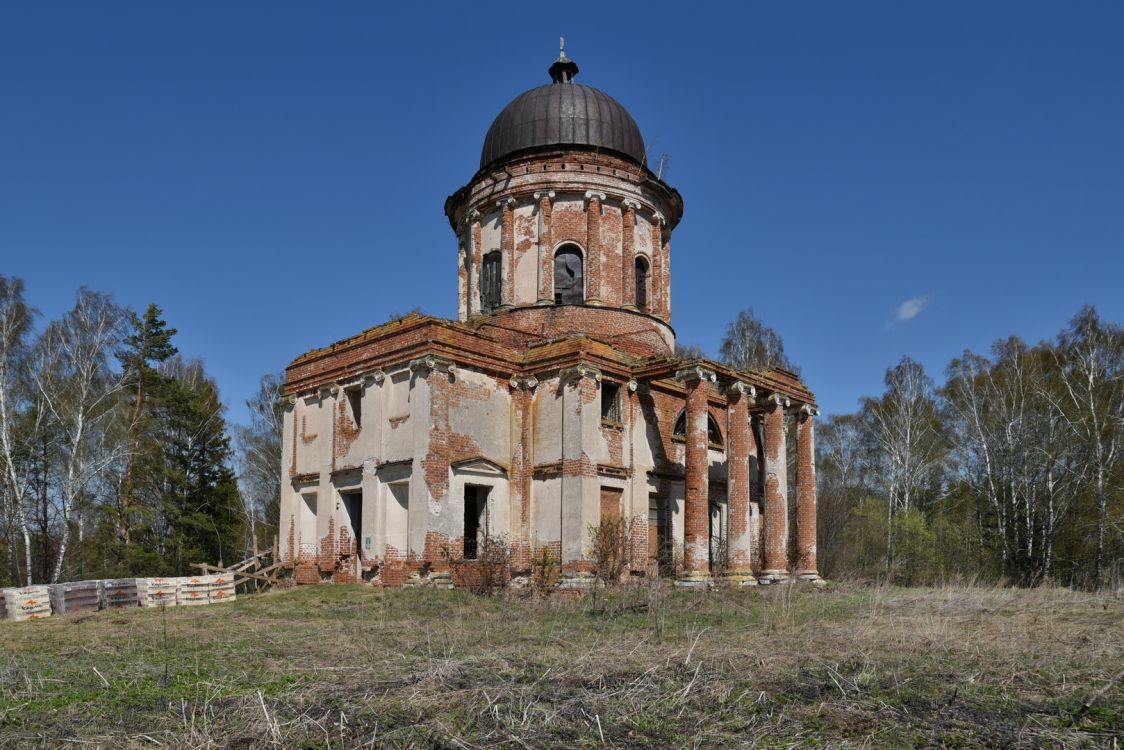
[601,382,622,422]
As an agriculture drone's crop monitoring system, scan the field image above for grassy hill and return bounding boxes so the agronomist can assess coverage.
[0,582,1120,748]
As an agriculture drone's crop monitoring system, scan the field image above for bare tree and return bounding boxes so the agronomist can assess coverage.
[719,308,799,374]
[33,289,128,582]
[235,373,285,547]
[860,356,944,564]
[0,276,40,584]
[1050,306,1122,587]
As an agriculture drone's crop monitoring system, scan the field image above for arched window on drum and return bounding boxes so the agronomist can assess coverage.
[635,255,650,312]
[553,245,584,305]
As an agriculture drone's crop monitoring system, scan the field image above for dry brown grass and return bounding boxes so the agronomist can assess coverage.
[0,581,1120,748]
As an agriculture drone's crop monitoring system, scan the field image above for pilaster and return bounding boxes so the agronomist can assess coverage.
[535,191,555,304]
[585,191,606,305]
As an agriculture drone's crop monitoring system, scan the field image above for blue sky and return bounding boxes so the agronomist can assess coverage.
[2,2,1122,425]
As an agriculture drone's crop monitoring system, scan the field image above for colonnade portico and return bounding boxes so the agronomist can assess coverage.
[675,370,822,587]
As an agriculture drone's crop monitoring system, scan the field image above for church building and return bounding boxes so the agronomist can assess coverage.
[279,47,822,588]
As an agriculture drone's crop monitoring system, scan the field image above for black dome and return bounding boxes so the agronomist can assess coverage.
[480,82,647,169]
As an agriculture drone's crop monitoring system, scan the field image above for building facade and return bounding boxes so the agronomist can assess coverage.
[279,49,821,587]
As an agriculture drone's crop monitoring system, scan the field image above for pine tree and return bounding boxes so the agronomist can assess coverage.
[116,304,176,546]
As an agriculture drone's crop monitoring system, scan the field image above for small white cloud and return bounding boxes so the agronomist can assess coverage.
[885,295,930,330]
[895,295,929,322]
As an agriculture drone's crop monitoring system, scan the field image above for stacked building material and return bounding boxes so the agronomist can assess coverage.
[208,574,237,603]
[2,585,52,621]
[138,577,179,607]
[48,580,103,615]
[176,575,213,606]
[102,578,141,609]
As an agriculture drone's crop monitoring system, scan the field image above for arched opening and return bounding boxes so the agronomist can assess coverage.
[481,251,502,312]
[553,245,584,305]
[635,256,650,312]
[673,410,724,448]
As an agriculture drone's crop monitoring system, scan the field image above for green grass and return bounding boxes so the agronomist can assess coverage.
[0,582,1120,748]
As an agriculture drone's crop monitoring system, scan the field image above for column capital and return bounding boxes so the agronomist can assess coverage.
[724,381,756,399]
[533,190,556,201]
[797,403,820,419]
[675,365,717,385]
[621,198,641,211]
[760,392,791,409]
[652,210,667,226]
[409,354,457,376]
[559,363,602,383]
[363,369,386,387]
[464,208,481,224]
[627,378,640,393]
[508,374,539,391]
[584,190,606,202]
[496,196,517,209]
[276,395,298,409]
[319,383,340,399]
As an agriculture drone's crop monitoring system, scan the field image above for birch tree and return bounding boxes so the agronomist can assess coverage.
[1051,306,1123,587]
[33,289,128,582]
[860,356,945,564]
[0,276,39,584]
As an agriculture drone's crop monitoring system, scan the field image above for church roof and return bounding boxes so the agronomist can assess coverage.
[479,45,646,169]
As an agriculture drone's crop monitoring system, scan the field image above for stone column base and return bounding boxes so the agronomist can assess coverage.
[722,572,758,587]
[758,569,791,585]
[674,571,710,589]
[794,570,826,586]
[675,572,713,589]
[557,571,602,590]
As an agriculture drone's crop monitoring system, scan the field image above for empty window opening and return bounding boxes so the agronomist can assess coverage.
[463,485,491,559]
[601,382,622,422]
[635,256,650,312]
[553,245,584,304]
[341,490,363,554]
[346,387,362,427]
[673,411,725,447]
[481,251,502,312]
[299,492,317,542]
[386,482,409,557]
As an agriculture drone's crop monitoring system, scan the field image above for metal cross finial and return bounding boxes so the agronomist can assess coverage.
[559,36,566,58]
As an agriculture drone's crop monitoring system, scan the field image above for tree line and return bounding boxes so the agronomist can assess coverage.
[0,276,257,585]
[806,307,1122,589]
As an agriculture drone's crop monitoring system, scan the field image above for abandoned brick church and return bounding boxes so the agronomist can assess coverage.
[279,47,822,588]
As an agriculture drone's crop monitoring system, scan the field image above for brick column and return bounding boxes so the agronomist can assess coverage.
[676,365,716,586]
[724,381,757,584]
[795,404,822,582]
[760,392,791,583]
[621,199,638,309]
[498,197,516,309]
[535,191,554,304]
[585,191,605,304]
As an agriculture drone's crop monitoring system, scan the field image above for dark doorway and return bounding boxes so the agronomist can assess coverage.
[463,485,490,559]
[649,494,673,576]
[341,490,363,554]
